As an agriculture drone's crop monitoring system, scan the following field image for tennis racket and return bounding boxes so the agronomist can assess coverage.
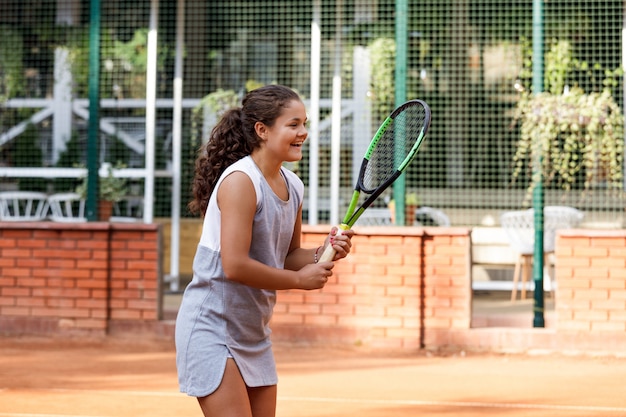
[318,99,431,263]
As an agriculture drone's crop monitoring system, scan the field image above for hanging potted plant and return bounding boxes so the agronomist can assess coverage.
[511,39,624,202]
[76,162,128,220]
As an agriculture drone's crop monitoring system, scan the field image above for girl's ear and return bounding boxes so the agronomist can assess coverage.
[254,121,268,141]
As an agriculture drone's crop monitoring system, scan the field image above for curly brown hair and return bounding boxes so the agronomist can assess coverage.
[188,85,302,216]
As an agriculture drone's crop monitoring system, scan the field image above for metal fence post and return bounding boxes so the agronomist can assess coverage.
[532,0,545,328]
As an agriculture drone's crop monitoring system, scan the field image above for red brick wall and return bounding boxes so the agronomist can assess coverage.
[555,229,626,335]
[274,227,626,352]
[0,222,161,336]
[272,225,472,349]
[3,221,626,352]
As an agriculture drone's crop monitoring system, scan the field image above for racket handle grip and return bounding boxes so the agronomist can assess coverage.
[317,225,347,263]
[318,243,337,263]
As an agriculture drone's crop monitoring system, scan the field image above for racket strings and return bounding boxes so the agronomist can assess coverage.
[362,104,428,192]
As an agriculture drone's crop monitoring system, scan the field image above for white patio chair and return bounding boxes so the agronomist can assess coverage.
[500,206,583,301]
[543,206,585,252]
[47,193,87,223]
[356,208,393,226]
[415,206,451,227]
[0,191,49,221]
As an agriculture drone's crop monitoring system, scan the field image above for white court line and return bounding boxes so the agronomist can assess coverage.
[0,388,183,398]
[2,390,626,415]
[47,388,184,397]
[0,414,106,417]
[281,396,626,414]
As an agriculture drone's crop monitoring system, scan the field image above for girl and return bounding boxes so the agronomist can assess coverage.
[175,85,354,417]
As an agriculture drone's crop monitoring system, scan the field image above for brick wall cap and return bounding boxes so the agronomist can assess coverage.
[0,221,159,232]
[110,222,160,232]
[558,228,626,238]
[302,224,470,237]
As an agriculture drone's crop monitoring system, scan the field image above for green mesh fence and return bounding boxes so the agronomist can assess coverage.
[0,0,624,229]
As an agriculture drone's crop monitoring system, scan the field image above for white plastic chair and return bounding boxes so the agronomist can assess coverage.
[500,206,583,300]
[0,191,49,221]
[47,193,87,223]
[543,206,585,251]
[415,206,451,227]
[356,208,393,226]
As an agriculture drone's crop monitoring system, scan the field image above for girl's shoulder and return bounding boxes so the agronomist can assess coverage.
[222,155,259,179]
[218,156,263,205]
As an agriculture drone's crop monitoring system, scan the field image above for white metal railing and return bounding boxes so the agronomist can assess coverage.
[0,46,370,292]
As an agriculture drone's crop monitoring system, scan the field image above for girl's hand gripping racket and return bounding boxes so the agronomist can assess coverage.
[318,99,431,262]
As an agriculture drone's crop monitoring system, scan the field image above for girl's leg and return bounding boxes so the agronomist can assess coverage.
[248,384,277,417]
[197,358,252,417]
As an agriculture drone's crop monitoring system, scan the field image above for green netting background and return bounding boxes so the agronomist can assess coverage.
[0,0,624,228]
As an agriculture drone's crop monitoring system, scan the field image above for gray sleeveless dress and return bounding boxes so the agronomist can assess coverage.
[175,156,303,397]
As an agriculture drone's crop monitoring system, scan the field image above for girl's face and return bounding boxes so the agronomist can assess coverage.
[259,99,308,162]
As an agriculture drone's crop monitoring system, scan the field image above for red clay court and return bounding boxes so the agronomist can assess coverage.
[1,336,626,417]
